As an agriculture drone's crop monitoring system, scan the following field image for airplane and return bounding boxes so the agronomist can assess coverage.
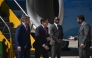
[26,0,92,49]
[5,0,92,50]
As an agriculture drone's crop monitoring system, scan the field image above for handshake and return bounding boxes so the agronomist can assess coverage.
[68,36,84,49]
[68,36,74,40]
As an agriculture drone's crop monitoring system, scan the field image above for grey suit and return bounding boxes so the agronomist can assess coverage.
[50,24,63,58]
[74,22,91,58]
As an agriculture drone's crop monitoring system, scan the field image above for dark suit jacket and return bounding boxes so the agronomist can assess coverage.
[34,25,49,48]
[74,22,91,49]
[50,24,64,45]
[91,28,92,37]
[15,24,31,48]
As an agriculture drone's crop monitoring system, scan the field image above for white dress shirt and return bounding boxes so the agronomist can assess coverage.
[22,22,26,29]
[81,21,85,25]
[54,23,58,30]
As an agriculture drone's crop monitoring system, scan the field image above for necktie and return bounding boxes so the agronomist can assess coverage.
[44,27,46,34]
[26,26,28,34]
[56,25,59,30]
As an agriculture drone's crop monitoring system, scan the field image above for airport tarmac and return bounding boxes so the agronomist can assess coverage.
[49,40,92,58]
[49,40,79,58]
[68,40,78,48]
[57,40,79,58]
[31,40,92,58]
[49,56,79,58]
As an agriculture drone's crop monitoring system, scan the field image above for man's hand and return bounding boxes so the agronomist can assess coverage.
[68,36,74,40]
[17,46,21,51]
[80,44,84,49]
[57,39,61,43]
[44,45,49,50]
[46,37,51,41]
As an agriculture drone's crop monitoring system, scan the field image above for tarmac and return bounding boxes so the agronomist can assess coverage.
[49,40,79,58]
[31,40,92,58]
[53,40,79,58]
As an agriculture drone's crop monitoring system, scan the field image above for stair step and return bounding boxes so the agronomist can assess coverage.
[0,17,9,22]
[0,11,7,17]
[12,38,16,44]
[3,33,15,39]
[0,27,16,33]
[0,22,14,27]
[8,38,16,44]
[12,44,16,50]
[14,51,35,58]
[14,50,17,57]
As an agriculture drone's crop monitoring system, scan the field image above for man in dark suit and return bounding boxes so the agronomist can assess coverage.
[50,17,64,58]
[15,15,31,58]
[34,18,50,58]
[69,15,91,58]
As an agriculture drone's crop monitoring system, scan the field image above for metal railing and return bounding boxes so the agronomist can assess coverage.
[2,25,6,33]
[14,0,37,29]
[0,16,11,39]
[0,16,12,58]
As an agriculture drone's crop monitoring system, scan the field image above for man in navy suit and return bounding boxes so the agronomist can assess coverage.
[15,14,31,58]
[34,18,50,58]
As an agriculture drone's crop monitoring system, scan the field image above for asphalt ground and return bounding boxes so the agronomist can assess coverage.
[31,40,92,58]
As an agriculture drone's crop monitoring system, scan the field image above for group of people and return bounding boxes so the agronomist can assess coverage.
[15,14,91,58]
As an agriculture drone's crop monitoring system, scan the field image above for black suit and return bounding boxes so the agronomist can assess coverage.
[34,25,49,58]
[50,24,63,58]
[74,22,91,58]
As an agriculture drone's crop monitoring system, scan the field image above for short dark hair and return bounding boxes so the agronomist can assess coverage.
[21,14,30,22]
[40,18,48,24]
[77,15,85,21]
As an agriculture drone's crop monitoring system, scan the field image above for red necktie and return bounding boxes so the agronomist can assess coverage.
[26,26,28,34]
[44,27,46,34]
